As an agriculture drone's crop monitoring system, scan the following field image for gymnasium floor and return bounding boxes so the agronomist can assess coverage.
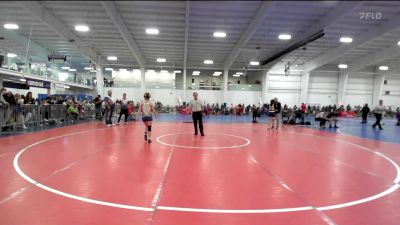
[1,115,400,225]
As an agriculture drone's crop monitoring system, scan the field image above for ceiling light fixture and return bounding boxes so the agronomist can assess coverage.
[75,25,89,32]
[146,28,159,35]
[20,78,26,82]
[338,64,348,69]
[174,70,182,73]
[213,71,222,76]
[250,61,259,66]
[68,68,77,72]
[278,34,292,40]
[84,67,93,70]
[233,74,240,77]
[105,68,113,71]
[204,60,213,64]
[119,68,127,71]
[379,66,389,71]
[213,31,226,38]
[61,66,70,70]
[160,70,168,73]
[340,37,353,43]
[236,72,244,75]
[107,56,117,61]
[157,58,166,63]
[6,53,17,58]
[4,23,19,30]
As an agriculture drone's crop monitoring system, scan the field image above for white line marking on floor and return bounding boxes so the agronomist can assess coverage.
[156,132,250,149]
[12,128,400,213]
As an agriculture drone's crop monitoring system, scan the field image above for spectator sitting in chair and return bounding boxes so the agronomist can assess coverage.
[294,108,304,124]
[396,107,400,126]
[327,109,339,128]
[67,104,79,120]
[315,111,329,128]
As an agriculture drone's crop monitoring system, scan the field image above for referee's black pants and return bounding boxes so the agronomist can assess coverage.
[372,113,383,129]
[192,111,204,134]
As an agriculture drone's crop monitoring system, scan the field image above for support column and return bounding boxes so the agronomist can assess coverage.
[300,71,310,104]
[183,68,187,103]
[261,70,269,104]
[48,83,56,95]
[96,65,104,96]
[372,73,385,106]
[140,67,145,95]
[337,72,348,106]
[222,69,229,104]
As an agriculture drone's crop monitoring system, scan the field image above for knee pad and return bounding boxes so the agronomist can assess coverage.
[147,125,151,132]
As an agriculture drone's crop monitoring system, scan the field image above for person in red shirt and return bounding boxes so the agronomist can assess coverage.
[301,103,307,113]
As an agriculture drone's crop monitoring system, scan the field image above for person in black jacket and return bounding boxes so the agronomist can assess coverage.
[361,103,370,123]
[274,97,282,130]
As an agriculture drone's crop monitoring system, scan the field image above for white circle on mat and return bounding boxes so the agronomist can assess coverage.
[12,129,400,213]
[156,132,251,149]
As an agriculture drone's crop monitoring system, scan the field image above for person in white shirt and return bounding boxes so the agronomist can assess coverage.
[189,92,204,136]
[372,99,385,130]
[138,92,156,143]
[104,90,115,126]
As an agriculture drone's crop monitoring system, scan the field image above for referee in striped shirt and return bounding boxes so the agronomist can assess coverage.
[189,92,204,136]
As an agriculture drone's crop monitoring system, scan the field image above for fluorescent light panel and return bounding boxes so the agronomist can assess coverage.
[250,61,259,66]
[278,34,292,40]
[4,23,19,30]
[105,68,113,71]
[340,37,353,43]
[157,58,166,62]
[338,64,348,69]
[146,28,159,35]
[204,60,213,64]
[107,56,117,61]
[7,53,17,58]
[75,25,89,32]
[379,66,389,71]
[213,31,226,38]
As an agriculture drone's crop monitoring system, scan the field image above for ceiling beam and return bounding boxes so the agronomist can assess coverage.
[303,11,400,72]
[265,1,364,70]
[17,1,105,65]
[183,1,190,71]
[102,1,145,67]
[347,43,400,72]
[222,1,276,70]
